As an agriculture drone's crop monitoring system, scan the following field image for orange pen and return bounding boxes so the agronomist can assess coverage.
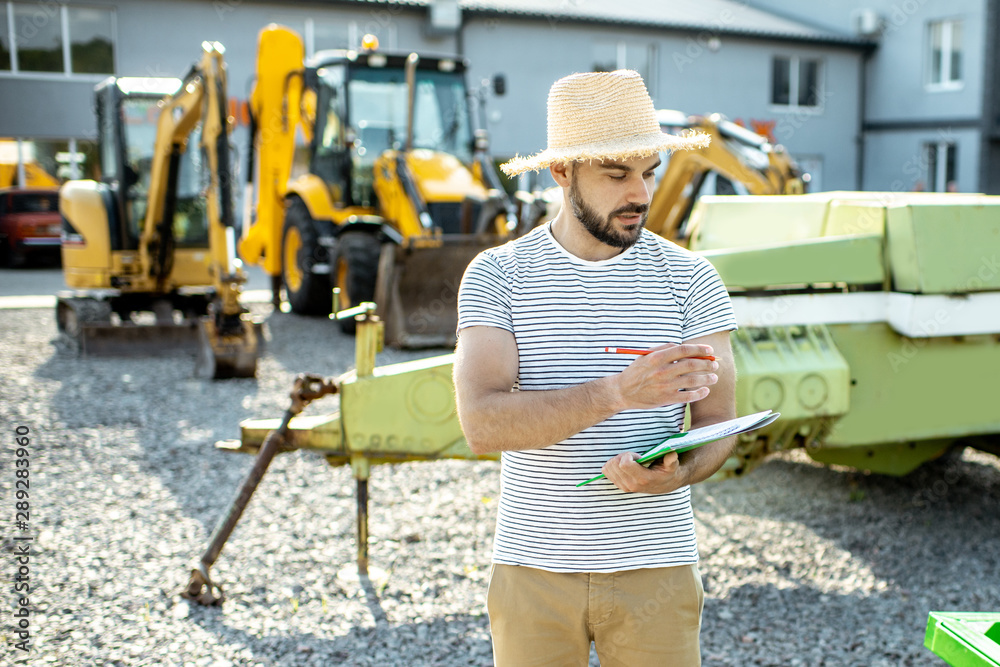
[604,347,716,361]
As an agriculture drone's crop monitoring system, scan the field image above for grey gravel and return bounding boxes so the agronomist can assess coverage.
[1,304,998,666]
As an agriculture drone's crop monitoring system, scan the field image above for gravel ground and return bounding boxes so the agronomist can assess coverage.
[1,304,998,666]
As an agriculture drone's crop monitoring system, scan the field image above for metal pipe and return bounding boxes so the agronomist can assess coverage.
[405,53,419,152]
[356,478,369,574]
[181,412,292,604]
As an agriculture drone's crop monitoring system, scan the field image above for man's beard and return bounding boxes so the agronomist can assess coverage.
[568,172,648,250]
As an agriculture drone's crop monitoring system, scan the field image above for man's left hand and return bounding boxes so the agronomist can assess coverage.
[601,451,690,494]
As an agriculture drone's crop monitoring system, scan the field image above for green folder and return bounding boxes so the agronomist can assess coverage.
[576,410,780,487]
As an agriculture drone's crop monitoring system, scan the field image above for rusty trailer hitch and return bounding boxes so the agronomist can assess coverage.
[182,303,496,603]
[182,373,338,605]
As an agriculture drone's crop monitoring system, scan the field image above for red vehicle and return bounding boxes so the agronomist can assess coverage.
[0,187,63,266]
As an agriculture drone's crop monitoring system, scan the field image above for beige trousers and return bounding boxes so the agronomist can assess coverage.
[487,562,704,666]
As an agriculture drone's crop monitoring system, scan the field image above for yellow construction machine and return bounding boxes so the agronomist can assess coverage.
[57,42,260,378]
[646,110,805,245]
[0,140,60,189]
[238,26,515,347]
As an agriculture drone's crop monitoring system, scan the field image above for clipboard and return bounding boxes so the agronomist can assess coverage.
[576,410,781,487]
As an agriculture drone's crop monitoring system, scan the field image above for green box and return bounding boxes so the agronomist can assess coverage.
[926,612,1000,666]
[887,201,1000,294]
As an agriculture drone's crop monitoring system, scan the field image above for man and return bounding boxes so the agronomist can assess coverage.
[453,70,738,666]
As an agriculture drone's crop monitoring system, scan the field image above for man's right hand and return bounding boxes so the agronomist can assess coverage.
[612,343,719,411]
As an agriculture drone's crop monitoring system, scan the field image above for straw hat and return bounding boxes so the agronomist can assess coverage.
[500,70,710,177]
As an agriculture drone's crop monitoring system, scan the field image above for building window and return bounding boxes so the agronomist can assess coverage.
[13,3,63,73]
[928,19,962,88]
[68,6,113,74]
[311,21,349,53]
[2,3,115,76]
[0,7,11,70]
[771,56,822,108]
[924,141,957,192]
[304,18,397,57]
[592,41,657,98]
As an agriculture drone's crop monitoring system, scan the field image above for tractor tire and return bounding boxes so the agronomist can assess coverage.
[332,230,382,334]
[281,198,332,315]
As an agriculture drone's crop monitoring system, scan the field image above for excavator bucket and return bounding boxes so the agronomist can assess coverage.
[76,324,204,355]
[194,316,261,379]
[375,236,504,348]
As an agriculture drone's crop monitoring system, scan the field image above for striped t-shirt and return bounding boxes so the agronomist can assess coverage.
[457,222,737,573]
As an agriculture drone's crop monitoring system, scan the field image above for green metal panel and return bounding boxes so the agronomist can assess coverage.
[339,353,480,460]
[807,439,953,476]
[701,233,884,290]
[887,202,1000,294]
[822,323,1000,449]
[732,325,850,420]
[689,191,940,252]
[822,200,886,237]
[926,612,1000,667]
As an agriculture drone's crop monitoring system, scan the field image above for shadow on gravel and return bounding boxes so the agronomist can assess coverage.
[699,451,1000,599]
[260,308,454,376]
[185,601,492,666]
[253,309,354,379]
[32,339,268,534]
[700,584,907,665]
[30,305,451,534]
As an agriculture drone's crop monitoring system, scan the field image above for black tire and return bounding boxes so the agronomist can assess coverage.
[332,230,382,334]
[281,198,332,315]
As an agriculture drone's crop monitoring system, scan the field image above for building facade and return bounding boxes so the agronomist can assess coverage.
[2,0,992,195]
[752,0,998,194]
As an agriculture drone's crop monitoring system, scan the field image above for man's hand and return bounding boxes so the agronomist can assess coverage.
[601,451,690,494]
[612,343,720,410]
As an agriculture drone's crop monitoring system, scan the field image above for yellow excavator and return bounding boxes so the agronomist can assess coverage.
[238,26,515,347]
[57,42,260,378]
[646,110,806,245]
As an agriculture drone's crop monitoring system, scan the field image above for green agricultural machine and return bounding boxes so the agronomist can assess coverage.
[690,191,1000,476]
[184,191,1000,603]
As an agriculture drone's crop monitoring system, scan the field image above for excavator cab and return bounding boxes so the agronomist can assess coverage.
[311,58,476,211]
[61,77,215,319]
[81,78,212,270]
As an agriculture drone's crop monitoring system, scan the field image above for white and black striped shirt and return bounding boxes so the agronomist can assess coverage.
[457,222,737,572]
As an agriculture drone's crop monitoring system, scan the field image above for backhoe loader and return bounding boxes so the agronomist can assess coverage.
[57,42,260,378]
[237,26,515,347]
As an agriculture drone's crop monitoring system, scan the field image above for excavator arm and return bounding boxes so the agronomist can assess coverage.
[140,41,258,378]
[139,43,236,286]
[645,113,805,245]
[238,25,309,282]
